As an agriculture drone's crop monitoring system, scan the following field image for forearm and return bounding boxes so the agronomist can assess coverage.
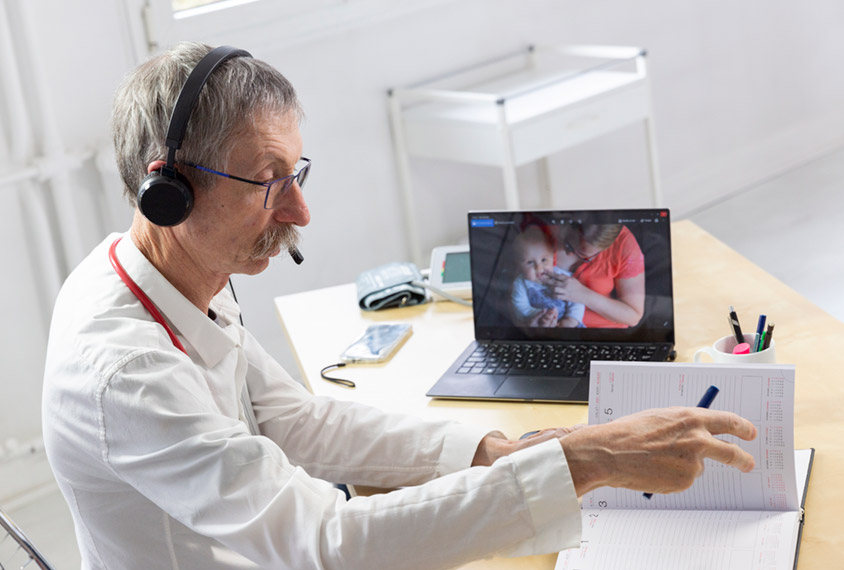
[247,334,488,487]
[580,288,642,326]
[322,440,581,566]
[264,395,489,487]
[556,427,613,496]
[476,427,610,497]
[472,427,583,467]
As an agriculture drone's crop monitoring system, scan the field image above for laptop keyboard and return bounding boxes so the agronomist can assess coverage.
[455,342,664,377]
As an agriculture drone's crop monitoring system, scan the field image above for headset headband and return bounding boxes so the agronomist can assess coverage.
[163,45,253,168]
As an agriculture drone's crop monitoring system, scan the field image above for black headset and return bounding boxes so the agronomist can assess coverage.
[137,46,253,227]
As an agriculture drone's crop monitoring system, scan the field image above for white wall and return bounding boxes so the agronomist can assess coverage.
[2,0,843,499]
[235,0,844,393]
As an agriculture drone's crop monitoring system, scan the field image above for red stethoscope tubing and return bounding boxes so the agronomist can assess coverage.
[108,237,187,354]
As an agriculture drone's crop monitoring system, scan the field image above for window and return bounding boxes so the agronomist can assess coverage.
[132,0,457,55]
[172,0,222,11]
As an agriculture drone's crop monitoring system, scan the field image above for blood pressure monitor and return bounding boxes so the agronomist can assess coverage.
[428,245,472,301]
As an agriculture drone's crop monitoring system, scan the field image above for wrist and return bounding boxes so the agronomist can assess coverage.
[557,427,612,496]
[471,431,516,467]
[575,286,599,308]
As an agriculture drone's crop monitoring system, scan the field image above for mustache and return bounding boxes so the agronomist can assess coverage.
[250,223,301,260]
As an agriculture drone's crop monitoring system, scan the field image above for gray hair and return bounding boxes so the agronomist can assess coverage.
[112,42,302,205]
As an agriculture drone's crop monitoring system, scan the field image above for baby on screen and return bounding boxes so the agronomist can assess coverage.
[511,224,585,328]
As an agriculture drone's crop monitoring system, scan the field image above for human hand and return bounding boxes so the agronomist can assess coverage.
[528,307,558,327]
[471,426,586,467]
[518,425,587,445]
[557,407,757,496]
[544,273,590,305]
[558,316,580,328]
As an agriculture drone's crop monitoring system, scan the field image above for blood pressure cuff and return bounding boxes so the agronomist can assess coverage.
[356,262,427,311]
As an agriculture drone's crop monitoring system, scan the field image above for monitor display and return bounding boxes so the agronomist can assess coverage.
[467,209,674,344]
[442,251,472,284]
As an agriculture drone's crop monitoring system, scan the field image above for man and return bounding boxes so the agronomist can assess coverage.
[43,42,757,569]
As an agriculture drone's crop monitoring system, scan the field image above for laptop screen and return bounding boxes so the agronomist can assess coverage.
[467,208,674,344]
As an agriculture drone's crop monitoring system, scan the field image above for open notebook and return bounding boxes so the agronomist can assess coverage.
[555,361,813,570]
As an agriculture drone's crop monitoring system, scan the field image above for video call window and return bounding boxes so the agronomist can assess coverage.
[468,210,674,344]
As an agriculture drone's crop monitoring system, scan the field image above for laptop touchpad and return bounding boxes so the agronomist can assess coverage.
[494,377,578,400]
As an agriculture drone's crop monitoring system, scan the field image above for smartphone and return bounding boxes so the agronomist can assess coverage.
[340,323,413,363]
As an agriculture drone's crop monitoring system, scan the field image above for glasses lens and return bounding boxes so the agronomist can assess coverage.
[265,159,310,209]
[296,161,310,189]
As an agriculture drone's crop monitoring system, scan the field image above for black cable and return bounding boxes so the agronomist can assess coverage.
[230,278,355,388]
[228,278,245,326]
[320,363,356,388]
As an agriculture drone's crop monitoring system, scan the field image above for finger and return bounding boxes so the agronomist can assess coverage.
[518,427,582,451]
[700,410,758,441]
[523,430,558,443]
[534,426,581,439]
[703,437,756,472]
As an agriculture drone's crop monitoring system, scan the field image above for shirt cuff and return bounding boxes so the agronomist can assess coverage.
[499,438,582,557]
[437,424,494,476]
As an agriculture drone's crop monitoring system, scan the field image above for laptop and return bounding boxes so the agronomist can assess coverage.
[426,208,676,403]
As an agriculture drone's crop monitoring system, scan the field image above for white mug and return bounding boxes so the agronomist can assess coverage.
[693,333,776,364]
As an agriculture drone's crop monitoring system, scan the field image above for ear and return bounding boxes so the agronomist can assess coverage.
[147,160,168,174]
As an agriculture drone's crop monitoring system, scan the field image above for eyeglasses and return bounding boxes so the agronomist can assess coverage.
[564,239,600,263]
[182,157,311,209]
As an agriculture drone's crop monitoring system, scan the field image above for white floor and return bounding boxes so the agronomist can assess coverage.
[3,487,80,569]
[5,146,843,569]
[686,144,844,324]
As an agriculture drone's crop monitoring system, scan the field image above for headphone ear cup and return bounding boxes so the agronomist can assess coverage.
[137,170,194,226]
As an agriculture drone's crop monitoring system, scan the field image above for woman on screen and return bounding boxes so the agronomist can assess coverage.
[545,220,645,328]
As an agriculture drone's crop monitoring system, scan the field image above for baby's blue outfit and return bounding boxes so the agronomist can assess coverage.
[512,267,586,326]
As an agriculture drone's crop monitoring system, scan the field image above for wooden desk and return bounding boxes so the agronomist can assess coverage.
[274,220,843,569]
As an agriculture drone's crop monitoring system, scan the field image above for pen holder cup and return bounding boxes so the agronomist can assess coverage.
[693,334,776,364]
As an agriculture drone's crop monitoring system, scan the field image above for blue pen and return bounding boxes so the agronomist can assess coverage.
[754,315,767,352]
[644,385,720,499]
[695,385,720,408]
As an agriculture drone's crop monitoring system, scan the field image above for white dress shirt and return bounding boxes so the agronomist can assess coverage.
[42,234,581,570]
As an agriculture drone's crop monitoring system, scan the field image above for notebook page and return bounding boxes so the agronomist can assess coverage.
[554,509,802,570]
[795,448,812,505]
[582,362,797,511]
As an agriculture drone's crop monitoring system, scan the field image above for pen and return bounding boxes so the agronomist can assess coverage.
[696,385,720,408]
[762,322,775,350]
[644,385,720,499]
[754,314,767,352]
[728,306,744,345]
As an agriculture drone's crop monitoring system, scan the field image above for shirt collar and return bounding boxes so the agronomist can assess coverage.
[114,235,238,367]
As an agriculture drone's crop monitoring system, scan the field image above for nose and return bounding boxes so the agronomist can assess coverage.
[273,181,310,227]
